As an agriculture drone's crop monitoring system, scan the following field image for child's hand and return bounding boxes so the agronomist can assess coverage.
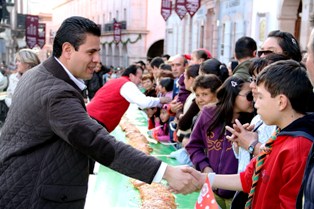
[154,117,160,125]
[147,130,153,138]
[170,101,183,113]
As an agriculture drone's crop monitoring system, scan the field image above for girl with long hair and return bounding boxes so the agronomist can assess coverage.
[186,76,254,209]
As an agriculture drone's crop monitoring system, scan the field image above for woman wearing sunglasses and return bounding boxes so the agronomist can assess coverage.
[258,30,302,62]
[186,76,254,209]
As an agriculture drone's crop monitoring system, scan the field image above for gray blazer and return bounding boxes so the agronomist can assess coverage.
[0,57,161,209]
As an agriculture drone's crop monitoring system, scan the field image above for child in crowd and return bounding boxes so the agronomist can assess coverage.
[149,104,171,142]
[183,74,221,143]
[157,77,174,100]
[190,60,314,209]
[186,76,254,209]
[174,64,200,141]
[170,75,222,166]
[144,107,160,130]
[141,73,156,97]
[189,48,211,65]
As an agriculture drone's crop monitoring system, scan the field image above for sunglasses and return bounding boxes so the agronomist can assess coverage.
[249,76,257,83]
[257,50,274,57]
[239,91,254,102]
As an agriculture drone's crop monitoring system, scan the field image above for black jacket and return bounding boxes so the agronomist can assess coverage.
[295,114,314,209]
[0,57,161,209]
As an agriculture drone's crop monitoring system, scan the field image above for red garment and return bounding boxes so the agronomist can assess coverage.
[240,135,312,209]
[195,175,219,209]
[87,76,130,132]
[148,118,154,130]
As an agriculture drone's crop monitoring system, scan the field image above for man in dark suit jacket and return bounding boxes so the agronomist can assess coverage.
[0,16,196,209]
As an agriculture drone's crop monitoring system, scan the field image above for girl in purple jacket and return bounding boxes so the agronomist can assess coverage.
[186,76,254,209]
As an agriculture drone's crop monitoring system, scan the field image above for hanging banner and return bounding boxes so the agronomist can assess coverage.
[161,0,172,21]
[113,20,121,43]
[185,0,201,17]
[25,14,39,49]
[37,23,46,49]
[175,0,187,20]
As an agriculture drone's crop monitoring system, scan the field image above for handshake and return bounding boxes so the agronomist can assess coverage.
[162,165,207,195]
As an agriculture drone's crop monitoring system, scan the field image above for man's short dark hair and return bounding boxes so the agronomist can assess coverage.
[150,57,164,68]
[257,60,313,114]
[159,63,172,71]
[53,16,101,58]
[235,36,257,60]
[122,64,142,77]
[162,54,170,60]
[136,60,146,67]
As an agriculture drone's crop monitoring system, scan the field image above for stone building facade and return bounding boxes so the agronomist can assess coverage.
[51,0,166,67]
[164,0,314,64]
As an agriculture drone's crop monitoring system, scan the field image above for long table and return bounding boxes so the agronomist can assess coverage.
[85,104,199,209]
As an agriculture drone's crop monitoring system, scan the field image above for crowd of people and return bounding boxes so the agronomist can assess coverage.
[0,15,314,209]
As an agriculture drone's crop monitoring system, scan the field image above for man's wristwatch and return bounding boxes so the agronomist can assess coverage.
[248,140,259,156]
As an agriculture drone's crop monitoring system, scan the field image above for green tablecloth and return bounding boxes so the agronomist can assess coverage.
[85,104,199,209]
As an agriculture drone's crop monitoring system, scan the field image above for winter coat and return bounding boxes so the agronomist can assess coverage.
[0,57,161,209]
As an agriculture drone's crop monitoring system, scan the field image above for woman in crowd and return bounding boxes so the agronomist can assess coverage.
[5,49,40,108]
[142,73,156,97]
[199,58,229,83]
[258,30,302,61]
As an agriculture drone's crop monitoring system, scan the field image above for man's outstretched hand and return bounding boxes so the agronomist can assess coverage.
[163,165,206,194]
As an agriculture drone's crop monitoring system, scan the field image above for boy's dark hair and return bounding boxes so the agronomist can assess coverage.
[159,63,172,71]
[159,77,174,92]
[53,16,101,58]
[150,57,164,68]
[200,58,229,83]
[257,60,313,114]
[267,30,302,62]
[264,53,290,64]
[235,36,257,60]
[136,60,146,67]
[248,58,268,76]
[192,74,222,93]
[136,60,146,70]
[121,64,142,77]
[186,64,200,79]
